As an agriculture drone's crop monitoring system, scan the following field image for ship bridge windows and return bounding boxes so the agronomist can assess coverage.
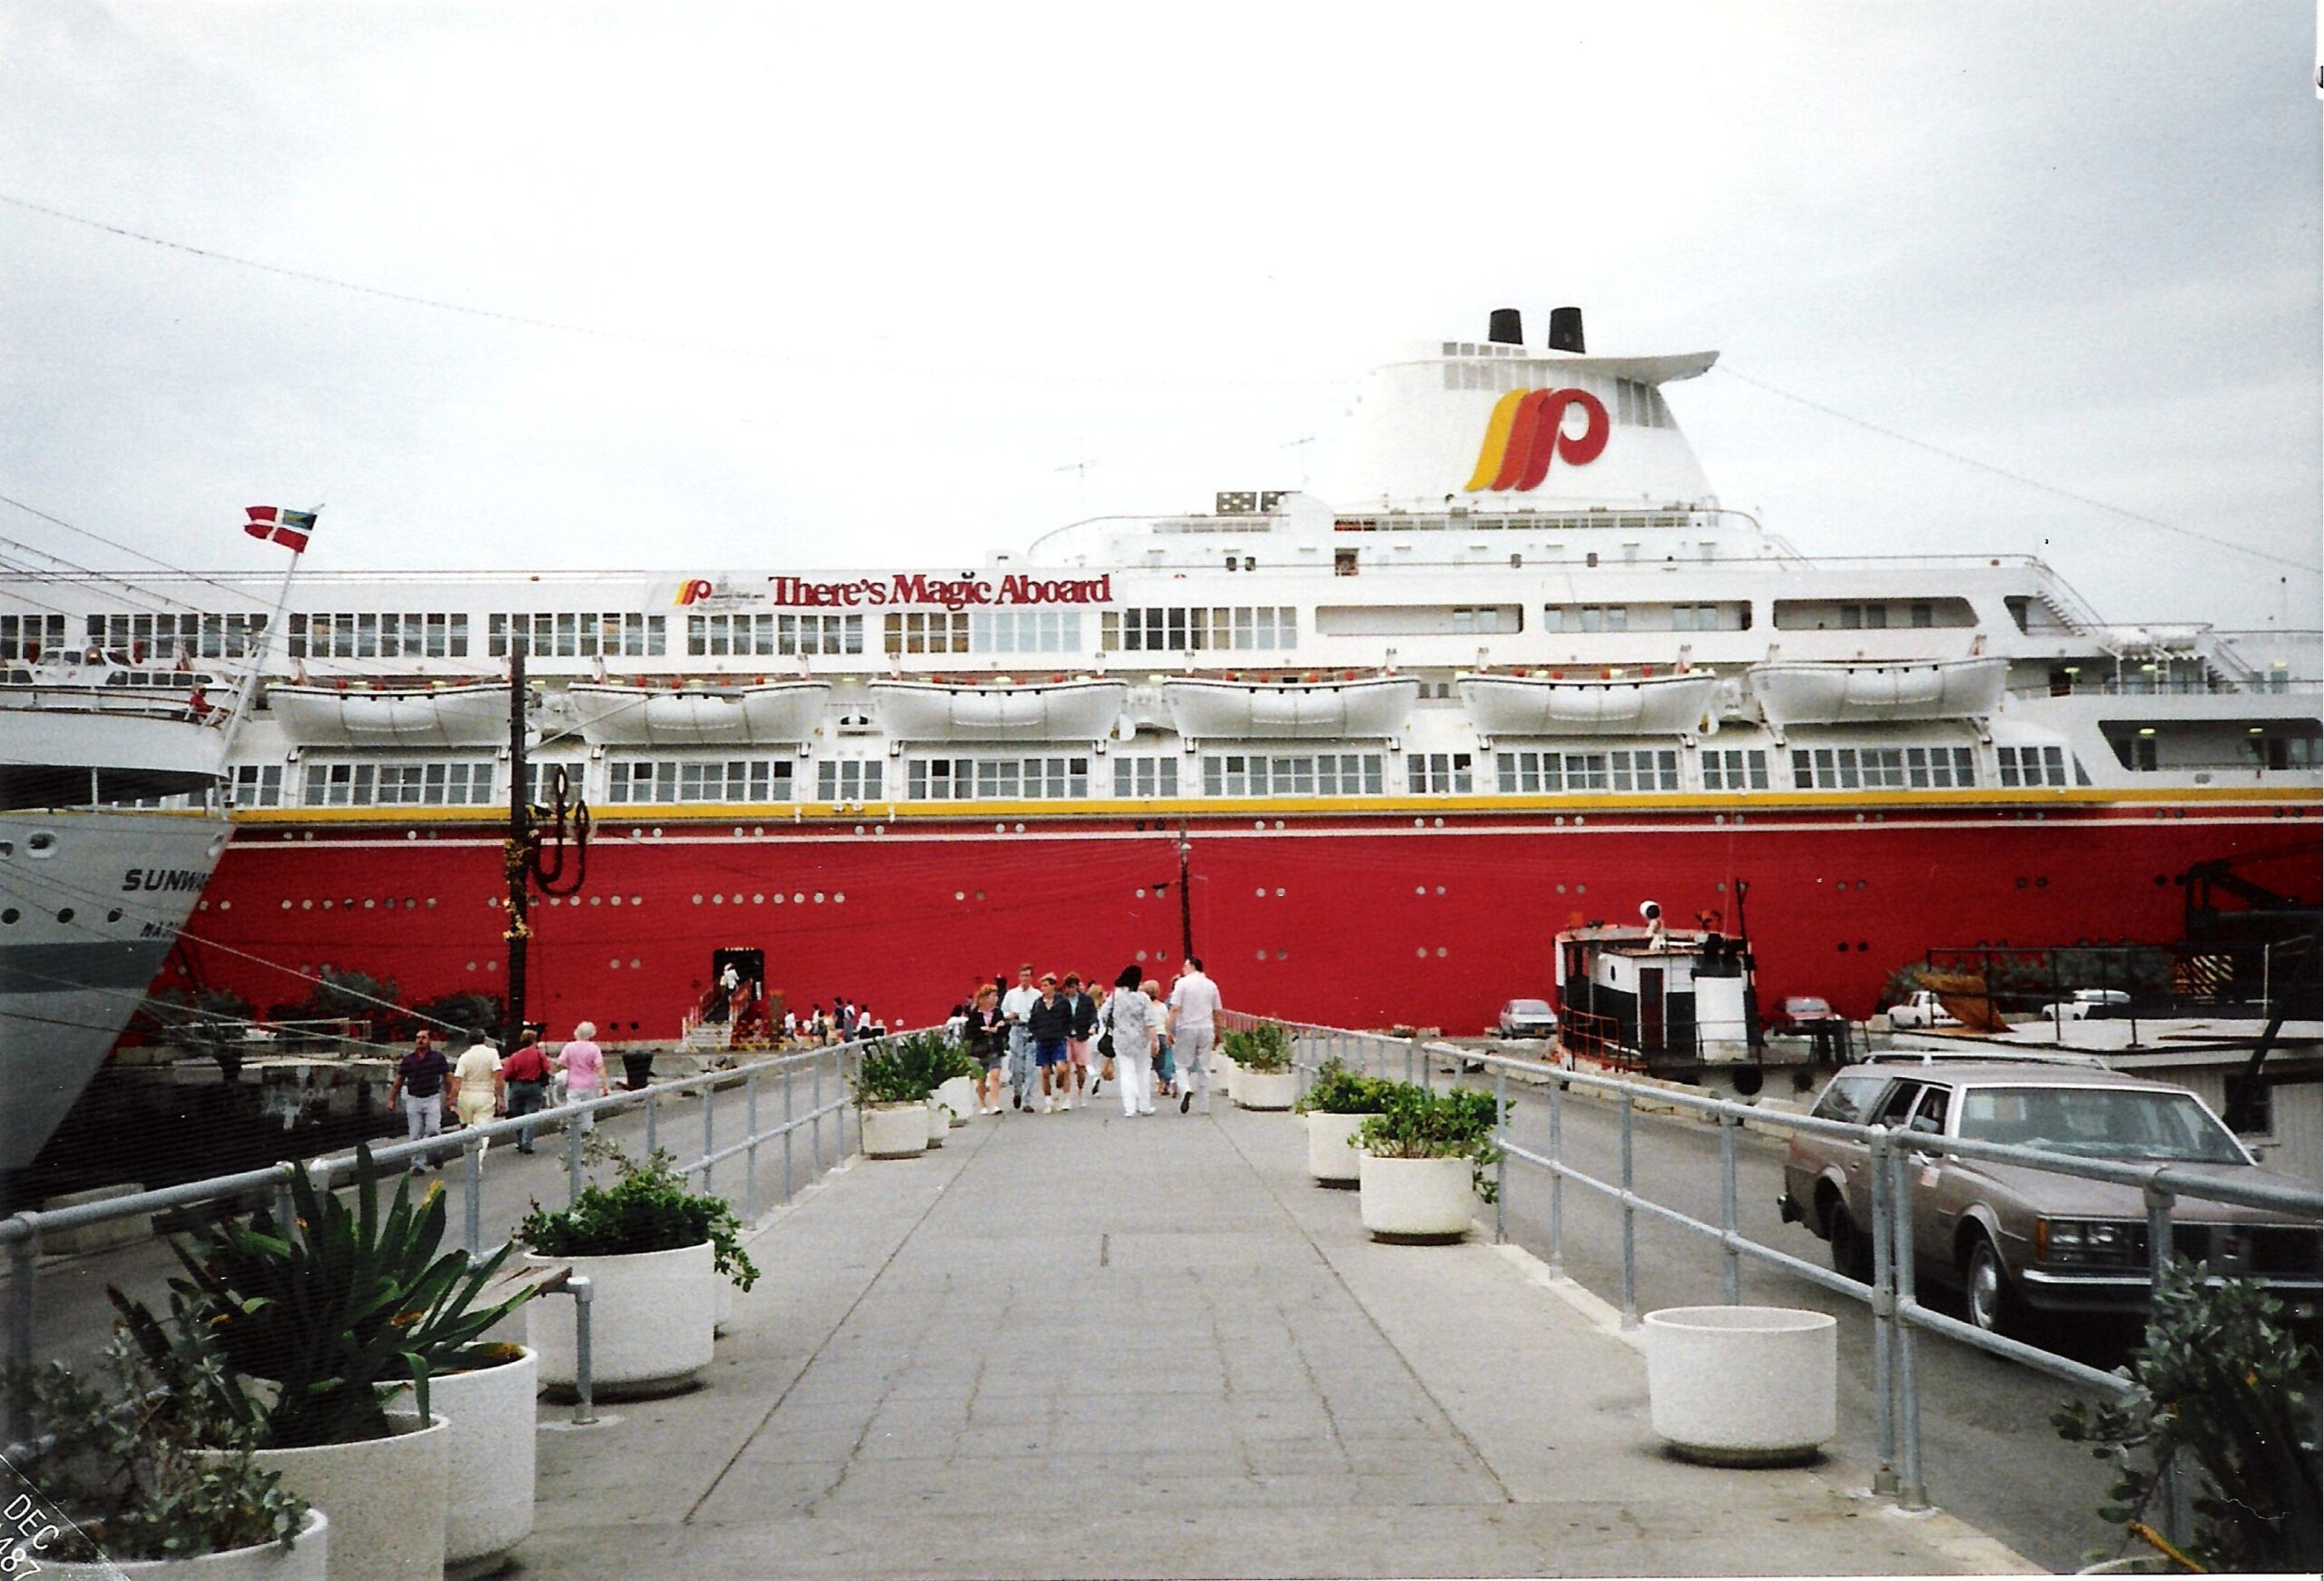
[1495,749,1679,794]
[229,764,284,808]
[1773,598,1973,632]
[0,614,64,661]
[605,758,793,803]
[301,760,496,807]
[1789,745,1975,790]
[1700,749,1770,791]
[1995,745,2072,788]
[1202,752,1383,798]
[885,612,970,656]
[815,760,883,801]
[291,612,469,661]
[970,610,1083,653]
[489,612,665,659]
[1409,752,1474,794]
[1541,601,1750,633]
[1314,605,1520,636]
[685,612,858,658]
[908,755,1090,800]
[1113,756,1180,798]
[1100,606,1296,653]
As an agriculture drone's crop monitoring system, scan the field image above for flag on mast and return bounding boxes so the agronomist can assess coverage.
[243,506,320,553]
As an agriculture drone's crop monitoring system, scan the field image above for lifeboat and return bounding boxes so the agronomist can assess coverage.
[1747,656,2008,727]
[563,680,831,746]
[1160,674,1419,741]
[1457,670,1721,738]
[268,680,507,748]
[868,677,1128,741]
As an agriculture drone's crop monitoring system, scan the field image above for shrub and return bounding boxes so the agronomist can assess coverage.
[1353,1083,1504,1202]
[1295,1058,1396,1115]
[519,1144,759,1291]
[2053,1259,2319,1572]
[852,1042,935,1106]
[1222,1021,1294,1073]
[11,1331,310,1563]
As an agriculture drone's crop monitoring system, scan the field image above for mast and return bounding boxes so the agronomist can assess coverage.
[1177,821,1195,964]
[502,639,530,1051]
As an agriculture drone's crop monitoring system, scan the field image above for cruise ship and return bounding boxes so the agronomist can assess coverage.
[5,307,2317,1048]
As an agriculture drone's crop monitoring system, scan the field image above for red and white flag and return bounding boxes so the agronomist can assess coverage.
[242,506,319,553]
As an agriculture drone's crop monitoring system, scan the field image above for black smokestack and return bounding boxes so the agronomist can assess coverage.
[1548,306,1585,354]
[1487,308,1523,346]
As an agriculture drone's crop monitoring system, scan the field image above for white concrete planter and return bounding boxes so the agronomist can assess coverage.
[1305,1110,1374,1184]
[714,1264,734,1337]
[924,1098,950,1146]
[1643,1306,1837,1466]
[1356,1154,1475,1242]
[428,1346,536,1576]
[526,1241,715,1396]
[862,1101,928,1159]
[1233,1069,1297,1111]
[935,1075,979,1127]
[247,1414,446,1581]
[1214,1055,1239,1097]
[49,1509,328,1581]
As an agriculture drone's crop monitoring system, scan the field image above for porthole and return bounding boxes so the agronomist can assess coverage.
[753,893,765,904]
[629,896,641,906]
[1136,949,1147,961]
[0,840,13,858]
[1015,823,1027,833]
[1275,820,1285,830]
[281,899,293,909]
[2034,877,2047,889]
[1276,949,1288,960]
[1414,947,1427,957]
[1275,888,1285,898]
[712,893,724,904]
[956,890,967,901]
[426,898,438,908]
[218,899,233,912]
[773,892,785,903]
[1137,888,1147,899]
[733,893,743,904]
[610,895,623,906]
[834,892,845,903]
[1574,884,1585,894]
[609,958,622,970]
[486,960,498,972]
[1414,886,1426,896]
[629,958,641,969]
[1556,884,1566,894]
[1434,886,1445,896]
[0,908,16,925]
[320,900,333,910]
[854,824,865,835]
[301,899,314,909]
[693,894,704,904]
[590,895,602,906]
[975,890,986,900]
[1435,948,1447,958]
[363,899,376,909]
[734,826,744,838]
[793,893,806,904]
[106,908,122,923]
[1256,820,1268,831]
[27,831,58,857]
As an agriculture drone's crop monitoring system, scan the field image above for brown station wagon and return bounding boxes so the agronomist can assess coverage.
[1778,1056,2322,1334]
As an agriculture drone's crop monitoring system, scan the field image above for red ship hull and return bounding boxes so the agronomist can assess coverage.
[173,799,2320,1038]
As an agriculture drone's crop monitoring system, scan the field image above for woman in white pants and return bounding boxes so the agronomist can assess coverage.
[1104,965,1157,1117]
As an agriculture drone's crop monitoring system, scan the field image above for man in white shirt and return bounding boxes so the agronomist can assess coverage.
[1165,957,1224,1115]
[999,964,1043,1112]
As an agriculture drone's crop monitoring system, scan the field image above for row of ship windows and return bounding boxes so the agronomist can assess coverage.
[228,744,2077,809]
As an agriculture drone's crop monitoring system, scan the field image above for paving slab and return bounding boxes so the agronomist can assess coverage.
[517,1099,2037,1578]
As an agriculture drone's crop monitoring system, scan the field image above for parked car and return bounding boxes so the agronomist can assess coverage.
[1778,1057,2321,1335]
[1495,998,1558,1039]
[1887,990,1961,1029]
[2032,988,2131,1023]
[1769,995,1843,1035]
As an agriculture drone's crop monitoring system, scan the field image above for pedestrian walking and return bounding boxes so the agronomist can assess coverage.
[388,1029,451,1171]
[1063,973,1098,1105]
[1105,966,1157,1117]
[502,1028,551,1153]
[556,1021,607,1134]
[1027,973,1075,1111]
[964,985,1008,1114]
[1167,957,1224,1115]
[449,1036,504,1154]
[1000,963,1040,1111]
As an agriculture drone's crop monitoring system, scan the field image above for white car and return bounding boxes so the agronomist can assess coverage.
[2036,989,2131,1022]
[1496,998,1559,1038]
[1889,990,1962,1029]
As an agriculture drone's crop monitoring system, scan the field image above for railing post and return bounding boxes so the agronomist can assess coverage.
[812,1055,824,1175]
[463,1134,485,1257]
[1404,1034,1417,1087]
[565,1102,585,1207]
[783,1062,795,1202]
[701,1075,716,1195]
[2144,1176,2191,1550]
[6,1226,37,1445]
[743,1070,761,1222]
[645,1089,658,1157]
[568,1274,598,1427]
[1888,1142,1927,1510]
[1868,1128,1899,1497]
[1546,1075,1565,1277]
[1618,1089,1638,1330]
[1718,1110,1740,1304]
[1492,1065,1509,1244]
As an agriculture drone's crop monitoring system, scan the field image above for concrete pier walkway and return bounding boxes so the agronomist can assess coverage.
[518,1096,2034,1578]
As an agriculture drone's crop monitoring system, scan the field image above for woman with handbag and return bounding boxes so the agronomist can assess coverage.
[964,984,1009,1115]
[1103,965,1157,1118]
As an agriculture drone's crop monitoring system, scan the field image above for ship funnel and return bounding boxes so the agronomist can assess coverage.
[1487,308,1524,346]
[1548,305,1586,353]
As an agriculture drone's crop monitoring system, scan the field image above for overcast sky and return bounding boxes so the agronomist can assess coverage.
[1,2,2317,631]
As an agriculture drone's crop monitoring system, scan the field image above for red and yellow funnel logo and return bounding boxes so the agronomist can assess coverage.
[1464,388,1610,492]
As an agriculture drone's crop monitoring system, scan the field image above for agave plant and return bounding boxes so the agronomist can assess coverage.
[115,1144,530,1449]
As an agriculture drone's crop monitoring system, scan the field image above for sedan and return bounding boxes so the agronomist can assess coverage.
[1496,998,1558,1038]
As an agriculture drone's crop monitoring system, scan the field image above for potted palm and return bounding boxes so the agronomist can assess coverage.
[1225,1022,1297,1111]
[889,1032,961,1146]
[517,1144,759,1398]
[1294,1059,1394,1185]
[12,1331,325,1579]
[113,1147,527,1581]
[852,1043,933,1158]
[1353,1084,1502,1242]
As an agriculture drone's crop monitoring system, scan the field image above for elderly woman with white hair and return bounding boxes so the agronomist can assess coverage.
[555,1019,608,1133]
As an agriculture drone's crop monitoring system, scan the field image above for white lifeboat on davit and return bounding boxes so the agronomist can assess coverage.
[563,679,831,746]
[868,676,1128,741]
[1457,669,1720,738]
[1748,656,2007,727]
[1160,673,1419,741]
[268,680,507,748]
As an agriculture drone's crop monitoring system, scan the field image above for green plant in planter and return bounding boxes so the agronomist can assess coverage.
[1295,1058,1395,1115]
[114,1144,531,1450]
[518,1144,759,1291]
[852,1041,934,1106]
[8,1329,310,1564]
[1352,1083,1505,1202]
[888,1030,972,1098]
[2053,1259,2319,1573]
[1222,1021,1294,1073]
